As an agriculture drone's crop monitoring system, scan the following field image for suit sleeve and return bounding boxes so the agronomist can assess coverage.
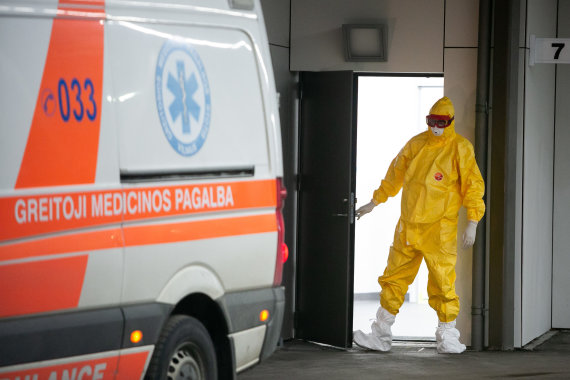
[458,141,486,222]
[372,141,411,205]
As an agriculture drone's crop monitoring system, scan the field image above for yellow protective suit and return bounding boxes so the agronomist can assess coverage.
[372,97,485,322]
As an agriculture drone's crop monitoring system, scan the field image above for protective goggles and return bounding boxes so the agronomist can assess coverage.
[426,114,454,128]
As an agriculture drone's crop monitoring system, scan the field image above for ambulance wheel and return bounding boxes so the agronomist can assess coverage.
[146,315,218,380]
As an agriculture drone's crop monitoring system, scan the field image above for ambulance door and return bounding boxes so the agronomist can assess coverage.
[107,10,279,375]
[296,71,357,348]
[108,15,276,301]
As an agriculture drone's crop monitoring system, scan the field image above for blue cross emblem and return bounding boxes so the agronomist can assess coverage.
[156,41,211,157]
[167,61,201,135]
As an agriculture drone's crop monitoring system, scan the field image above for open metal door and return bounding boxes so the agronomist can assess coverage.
[295,71,356,348]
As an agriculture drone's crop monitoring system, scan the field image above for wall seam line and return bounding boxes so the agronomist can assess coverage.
[443,0,446,73]
[288,0,292,72]
[270,43,290,49]
[520,0,528,346]
[551,0,560,330]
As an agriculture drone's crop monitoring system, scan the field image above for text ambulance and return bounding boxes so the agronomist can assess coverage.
[0,0,287,379]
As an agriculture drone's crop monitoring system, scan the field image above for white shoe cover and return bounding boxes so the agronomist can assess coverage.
[353,307,395,351]
[436,320,466,354]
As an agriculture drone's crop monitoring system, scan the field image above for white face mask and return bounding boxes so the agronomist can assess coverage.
[430,126,444,137]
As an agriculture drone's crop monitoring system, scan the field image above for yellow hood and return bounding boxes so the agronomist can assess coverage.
[428,96,456,142]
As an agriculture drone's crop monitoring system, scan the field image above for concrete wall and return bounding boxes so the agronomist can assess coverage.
[260,0,298,339]
[553,0,570,329]
[519,0,557,346]
[443,0,480,347]
[513,3,527,348]
[500,39,528,348]
[290,0,444,72]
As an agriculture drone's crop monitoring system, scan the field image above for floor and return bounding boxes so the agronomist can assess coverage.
[239,330,570,379]
[353,299,437,340]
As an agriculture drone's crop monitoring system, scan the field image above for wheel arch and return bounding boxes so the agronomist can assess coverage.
[157,266,234,379]
[171,293,235,379]
[157,265,225,304]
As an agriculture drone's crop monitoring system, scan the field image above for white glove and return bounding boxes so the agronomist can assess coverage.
[462,220,478,248]
[356,201,376,220]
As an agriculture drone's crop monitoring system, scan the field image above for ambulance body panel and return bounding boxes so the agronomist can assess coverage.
[0,0,285,378]
[0,16,52,189]
[78,247,123,307]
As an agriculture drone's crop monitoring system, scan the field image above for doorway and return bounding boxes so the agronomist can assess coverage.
[353,75,443,340]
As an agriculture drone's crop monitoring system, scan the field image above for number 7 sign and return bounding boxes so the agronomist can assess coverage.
[530,35,570,66]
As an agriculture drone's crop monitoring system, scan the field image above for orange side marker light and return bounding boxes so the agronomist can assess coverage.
[260,309,270,322]
[130,330,143,344]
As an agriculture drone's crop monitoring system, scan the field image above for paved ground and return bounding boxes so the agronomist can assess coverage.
[353,299,437,339]
[239,330,570,379]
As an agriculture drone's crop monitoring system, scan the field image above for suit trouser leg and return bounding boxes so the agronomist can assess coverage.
[423,219,460,323]
[378,219,423,315]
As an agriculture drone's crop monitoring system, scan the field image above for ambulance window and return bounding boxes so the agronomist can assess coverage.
[109,23,270,177]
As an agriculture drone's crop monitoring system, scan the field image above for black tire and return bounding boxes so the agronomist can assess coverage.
[145,315,218,380]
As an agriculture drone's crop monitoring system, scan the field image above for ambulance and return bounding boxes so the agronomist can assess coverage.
[0,0,287,378]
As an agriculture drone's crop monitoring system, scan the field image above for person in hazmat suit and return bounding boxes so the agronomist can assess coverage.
[353,96,485,354]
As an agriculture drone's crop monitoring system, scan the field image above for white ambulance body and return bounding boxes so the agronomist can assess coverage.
[0,0,287,378]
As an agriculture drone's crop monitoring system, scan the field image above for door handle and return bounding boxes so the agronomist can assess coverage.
[348,191,350,224]
[332,193,355,220]
[332,198,349,217]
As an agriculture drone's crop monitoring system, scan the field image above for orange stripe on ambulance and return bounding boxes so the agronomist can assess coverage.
[15,195,87,224]
[0,363,109,380]
[172,185,234,210]
[1,180,273,242]
[89,185,235,217]
[91,190,172,218]
[12,185,235,225]
[0,355,120,380]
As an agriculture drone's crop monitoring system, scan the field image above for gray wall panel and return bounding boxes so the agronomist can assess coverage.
[444,47,479,345]
[269,44,297,339]
[261,0,290,47]
[521,0,557,346]
[514,47,526,348]
[445,0,479,47]
[291,0,444,72]
[261,0,297,339]
[552,0,570,329]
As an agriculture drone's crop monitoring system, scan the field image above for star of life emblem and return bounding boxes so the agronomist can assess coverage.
[156,40,211,156]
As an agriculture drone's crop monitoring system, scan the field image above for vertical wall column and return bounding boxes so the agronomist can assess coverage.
[443,0,481,347]
[552,0,570,329]
[520,0,557,346]
[489,0,521,350]
[260,0,298,339]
